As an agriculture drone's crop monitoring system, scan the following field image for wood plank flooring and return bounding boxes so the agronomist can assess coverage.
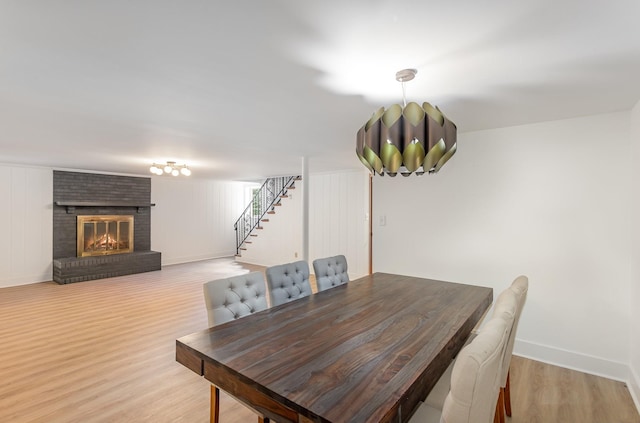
[0,257,638,422]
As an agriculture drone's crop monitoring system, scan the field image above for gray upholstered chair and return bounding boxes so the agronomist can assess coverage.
[203,271,268,327]
[498,275,529,420]
[265,260,312,307]
[312,255,349,292]
[202,272,270,423]
[409,308,512,423]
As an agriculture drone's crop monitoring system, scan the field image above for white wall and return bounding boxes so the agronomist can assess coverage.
[0,164,52,288]
[373,112,633,381]
[238,187,303,266]
[240,170,370,279]
[0,165,366,287]
[150,177,248,265]
[309,170,369,279]
[630,100,640,408]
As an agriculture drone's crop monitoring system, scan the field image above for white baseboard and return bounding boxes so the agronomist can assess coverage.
[514,339,629,382]
[0,270,53,288]
[630,365,640,416]
[161,252,236,266]
[234,257,278,268]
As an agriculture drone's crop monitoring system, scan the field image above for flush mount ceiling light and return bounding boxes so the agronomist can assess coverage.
[149,161,191,177]
[356,69,457,176]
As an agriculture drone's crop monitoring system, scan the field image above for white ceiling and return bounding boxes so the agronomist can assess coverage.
[1,0,639,180]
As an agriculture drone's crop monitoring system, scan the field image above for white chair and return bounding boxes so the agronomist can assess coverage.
[312,255,349,292]
[424,286,519,413]
[203,272,270,423]
[265,260,312,306]
[498,275,529,420]
[409,312,512,423]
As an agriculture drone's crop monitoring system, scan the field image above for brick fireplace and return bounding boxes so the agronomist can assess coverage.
[52,171,161,284]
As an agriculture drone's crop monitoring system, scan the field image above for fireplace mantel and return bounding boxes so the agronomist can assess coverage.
[55,201,156,214]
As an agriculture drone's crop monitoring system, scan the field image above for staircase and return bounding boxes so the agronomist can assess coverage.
[234,175,300,256]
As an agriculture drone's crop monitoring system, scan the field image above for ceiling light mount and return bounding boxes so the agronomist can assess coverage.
[356,69,457,177]
[150,161,191,177]
[395,68,417,83]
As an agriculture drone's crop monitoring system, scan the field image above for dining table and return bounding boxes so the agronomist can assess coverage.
[176,272,493,423]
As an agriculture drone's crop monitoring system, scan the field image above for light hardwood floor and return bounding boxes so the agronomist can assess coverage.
[1,257,638,423]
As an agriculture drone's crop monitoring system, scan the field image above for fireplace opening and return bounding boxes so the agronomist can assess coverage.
[77,215,134,257]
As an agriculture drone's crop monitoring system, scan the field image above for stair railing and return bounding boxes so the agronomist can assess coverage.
[234,175,298,255]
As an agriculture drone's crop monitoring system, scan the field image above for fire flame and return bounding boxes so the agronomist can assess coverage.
[86,233,128,251]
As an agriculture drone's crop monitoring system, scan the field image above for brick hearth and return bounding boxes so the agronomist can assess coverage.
[53,251,161,284]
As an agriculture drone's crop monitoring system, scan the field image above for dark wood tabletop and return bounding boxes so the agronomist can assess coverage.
[176,272,492,423]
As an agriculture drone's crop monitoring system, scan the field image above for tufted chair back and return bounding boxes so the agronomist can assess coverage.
[202,272,269,327]
[312,255,349,292]
[440,312,512,423]
[265,260,312,307]
[496,276,527,386]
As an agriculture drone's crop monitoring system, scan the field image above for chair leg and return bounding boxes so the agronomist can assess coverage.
[504,370,512,417]
[211,385,220,423]
[494,398,501,423]
[497,390,505,423]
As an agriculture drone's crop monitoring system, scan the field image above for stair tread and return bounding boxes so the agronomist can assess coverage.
[236,176,300,254]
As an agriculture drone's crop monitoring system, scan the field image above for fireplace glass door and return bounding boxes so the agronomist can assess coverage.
[77,215,134,257]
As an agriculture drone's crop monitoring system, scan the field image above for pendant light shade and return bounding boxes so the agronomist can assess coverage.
[356,69,457,176]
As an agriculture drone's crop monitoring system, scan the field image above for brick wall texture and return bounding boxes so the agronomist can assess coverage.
[53,171,152,258]
[52,171,160,283]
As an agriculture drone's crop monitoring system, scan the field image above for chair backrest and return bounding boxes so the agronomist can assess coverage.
[312,255,349,292]
[497,275,529,386]
[202,271,268,327]
[441,311,512,423]
[265,260,312,307]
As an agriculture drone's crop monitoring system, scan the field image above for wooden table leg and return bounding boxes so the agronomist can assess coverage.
[211,385,219,423]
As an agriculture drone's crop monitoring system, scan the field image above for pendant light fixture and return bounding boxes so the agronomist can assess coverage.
[356,69,457,176]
